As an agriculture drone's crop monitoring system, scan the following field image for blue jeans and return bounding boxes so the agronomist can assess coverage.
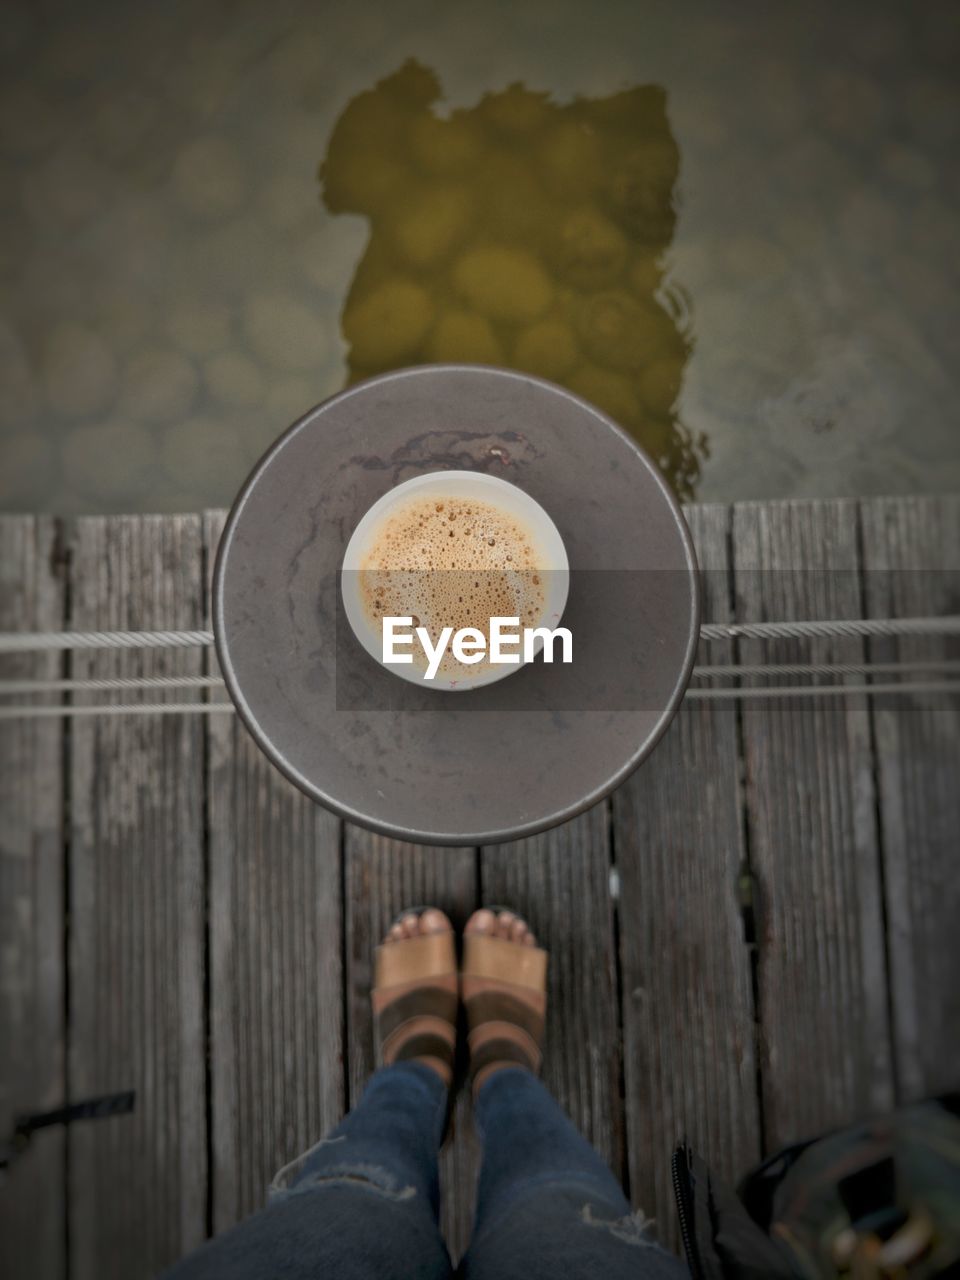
[165,1064,686,1278]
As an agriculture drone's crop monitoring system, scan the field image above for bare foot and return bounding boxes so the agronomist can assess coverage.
[465,908,537,947]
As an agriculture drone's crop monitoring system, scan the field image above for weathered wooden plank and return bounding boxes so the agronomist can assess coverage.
[343,827,477,1261]
[480,806,623,1177]
[612,503,761,1250]
[733,499,894,1150]
[203,511,344,1233]
[7,493,951,1278]
[859,494,960,1102]
[68,516,207,1279]
[0,516,66,1280]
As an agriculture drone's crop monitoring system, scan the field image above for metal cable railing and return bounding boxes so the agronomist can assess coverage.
[2,615,959,655]
[0,618,958,717]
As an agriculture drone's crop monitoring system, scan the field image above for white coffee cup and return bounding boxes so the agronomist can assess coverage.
[341,470,569,691]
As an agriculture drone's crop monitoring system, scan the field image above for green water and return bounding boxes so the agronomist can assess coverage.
[1,0,958,513]
[327,63,700,496]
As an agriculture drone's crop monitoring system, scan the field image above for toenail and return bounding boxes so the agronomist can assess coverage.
[420,909,446,933]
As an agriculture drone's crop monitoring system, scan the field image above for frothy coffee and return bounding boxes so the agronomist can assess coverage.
[360,495,546,678]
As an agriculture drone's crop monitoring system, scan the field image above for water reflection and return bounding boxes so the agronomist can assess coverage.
[320,61,704,499]
[1,0,958,513]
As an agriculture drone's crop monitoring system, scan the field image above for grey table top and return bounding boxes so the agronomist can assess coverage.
[213,365,699,844]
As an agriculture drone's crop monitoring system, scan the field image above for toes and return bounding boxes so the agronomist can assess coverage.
[509,917,528,944]
[467,908,537,945]
[466,908,496,935]
[385,909,453,945]
[419,908,451,935]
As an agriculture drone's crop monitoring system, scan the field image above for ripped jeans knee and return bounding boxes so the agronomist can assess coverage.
[269,1136,417,1204]
[580,1203,661,1249]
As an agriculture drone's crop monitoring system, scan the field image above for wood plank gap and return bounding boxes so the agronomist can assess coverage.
[200,529,215,1242]
[0,515,68,1280]
[202,511,343,1238]
[725,504,769,1157]
[67,516,208,1278]
[857,495,960,1101]
[731,499,894,1152]
[343,828,478,1260]
[482,807,624,1180]
[853,502,899,1105]
[339,819,351,1110]
[613,503,760,1251]
[59,516,73,1280]
[604,792,632,1199]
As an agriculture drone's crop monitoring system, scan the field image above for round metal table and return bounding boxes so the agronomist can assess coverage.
[214,365,699,844]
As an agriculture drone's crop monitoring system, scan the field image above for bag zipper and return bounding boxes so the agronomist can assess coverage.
[672,1145,706,1280]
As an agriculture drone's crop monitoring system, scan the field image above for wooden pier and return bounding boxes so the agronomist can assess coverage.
[2,495,958,1278]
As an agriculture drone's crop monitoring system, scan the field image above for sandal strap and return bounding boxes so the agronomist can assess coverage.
[375,982,458,1044]
[462,934,548,989]
[462,931,549,1089]
[468,1019,541,1065]
[381,1015,456,1069]
[469,1031,542,1078]
[462,985,545,1045]
[374,932,456,987]
[372,920,459,1088]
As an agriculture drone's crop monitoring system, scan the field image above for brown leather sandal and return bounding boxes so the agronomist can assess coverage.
[371,908,459,1088]
[461,909,548,1097]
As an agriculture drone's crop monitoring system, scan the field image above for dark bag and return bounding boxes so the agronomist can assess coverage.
[674,1095,960,1279]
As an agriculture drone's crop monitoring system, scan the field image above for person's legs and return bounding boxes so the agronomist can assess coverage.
[458,909,685,1280]
[461,1067,685,1279]
[165,904,462,1280]
[163,1061,452,1280]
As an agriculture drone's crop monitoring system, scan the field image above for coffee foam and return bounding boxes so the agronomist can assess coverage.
[360,495,546,676]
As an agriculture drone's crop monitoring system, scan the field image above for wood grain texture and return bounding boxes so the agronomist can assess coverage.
[859,495,960,1101]
[67,516,207,1280]
[4,496,957,1277]
[733,499,894,1151]
[343,827,477,1260]
[203,512,345,1233]
[0,516,66,1280]
[612,503,761,1251]
[480,805,623,1177]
